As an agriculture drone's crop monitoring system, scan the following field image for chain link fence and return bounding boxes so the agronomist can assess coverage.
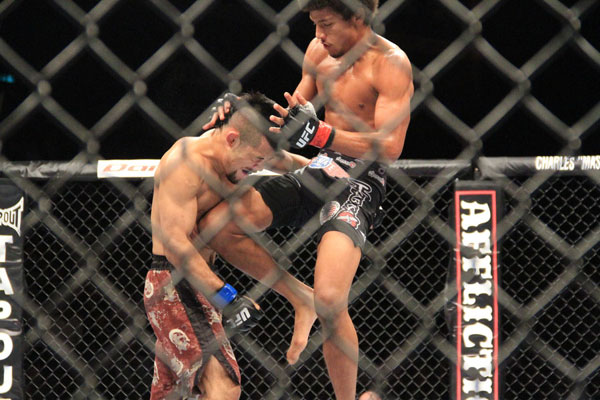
[1,0,599,399]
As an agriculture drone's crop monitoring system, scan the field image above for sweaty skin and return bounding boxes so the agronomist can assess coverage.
[266,7,414,400]
[151,129,316,391]
[152,133,270,290]
[292,8,414,164]
[198,6,413,398]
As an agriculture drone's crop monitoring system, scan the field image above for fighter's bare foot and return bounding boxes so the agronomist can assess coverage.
[286,303,317,365]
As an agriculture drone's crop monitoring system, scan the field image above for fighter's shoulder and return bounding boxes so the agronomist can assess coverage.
[373,37,411,72]
[305,38,329,64]
[157,137,207,187]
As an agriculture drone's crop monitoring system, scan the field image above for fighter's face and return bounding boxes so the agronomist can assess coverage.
[310,8,359,58]
[226,138,273,184]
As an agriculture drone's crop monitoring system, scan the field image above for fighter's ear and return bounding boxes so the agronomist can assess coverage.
[352,8,367,25]
[225,129,240,147]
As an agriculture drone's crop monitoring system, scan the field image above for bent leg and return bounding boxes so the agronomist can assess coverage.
[198,188,316,364]
[149,344,176,400]
[199,355,241,400]
[314,231,362,400]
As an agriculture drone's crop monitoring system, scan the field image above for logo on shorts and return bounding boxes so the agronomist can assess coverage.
[169,329,191,351]
[320,201,341,225]
[309,155,333,169]
[368,170,386,187]
[335,157,357,168]
[0,198,24,236]
[336,211,359,228]
[337,179,372,230]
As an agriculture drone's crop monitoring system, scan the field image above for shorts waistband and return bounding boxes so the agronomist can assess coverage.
[320,149,386,173]
[151,255,173,270]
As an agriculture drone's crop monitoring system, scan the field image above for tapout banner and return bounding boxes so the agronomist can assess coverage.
[0,179,25,399]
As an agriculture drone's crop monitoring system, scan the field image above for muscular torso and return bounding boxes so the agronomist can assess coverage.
[314,52,378,132]
[151,137,228,261]
[300,32,411,163]
[307,35,401,133]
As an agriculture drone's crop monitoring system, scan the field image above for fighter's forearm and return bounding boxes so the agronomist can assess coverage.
[163,239,224,295]
[268,151,310,173]
[327,128,403,162]
[281,97,406,162]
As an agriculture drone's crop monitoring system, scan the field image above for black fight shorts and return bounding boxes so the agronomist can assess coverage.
[256,151,386,248]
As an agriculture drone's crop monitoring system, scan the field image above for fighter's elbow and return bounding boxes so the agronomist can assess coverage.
[161,232,194,267]
[377,137,404,162]
[163,249,181,270]
[384,148,403,163]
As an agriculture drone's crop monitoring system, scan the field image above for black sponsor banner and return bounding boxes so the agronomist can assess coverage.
[477,155,600,178]
[447,181,502,400]
[0,179,25,399]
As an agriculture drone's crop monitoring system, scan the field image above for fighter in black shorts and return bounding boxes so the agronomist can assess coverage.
[257,149,385,249]
[200,1,413,398]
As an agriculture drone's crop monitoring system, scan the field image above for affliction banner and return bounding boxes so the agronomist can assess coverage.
[0,179,25,399]
[447,181,502,400]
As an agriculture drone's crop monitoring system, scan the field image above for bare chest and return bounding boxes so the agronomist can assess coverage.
[315,58,377,125]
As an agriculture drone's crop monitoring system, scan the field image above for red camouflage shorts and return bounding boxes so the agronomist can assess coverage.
[144,255,240,399]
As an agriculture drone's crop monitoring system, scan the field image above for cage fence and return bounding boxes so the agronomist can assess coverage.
[0,0,599,399]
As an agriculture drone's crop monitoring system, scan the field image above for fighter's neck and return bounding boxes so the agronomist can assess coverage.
[183,133,227,177]
[331,30,377,74]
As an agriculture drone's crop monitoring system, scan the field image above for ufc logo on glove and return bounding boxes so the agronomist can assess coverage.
[234,308,251,327]
[296,122,317,148]
[284,102,336,150]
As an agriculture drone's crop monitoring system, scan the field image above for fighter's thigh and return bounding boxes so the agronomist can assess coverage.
[200,187,273,234]
[198,355,241,400]
[229,186,274,230]
[313,231,362,308]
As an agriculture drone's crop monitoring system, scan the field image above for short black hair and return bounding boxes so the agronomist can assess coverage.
[302,0,378,24]
[227,92,278,148]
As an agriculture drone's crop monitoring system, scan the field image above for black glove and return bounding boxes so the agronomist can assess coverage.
[222,295,263,336]
[206,92,239,129]
[371,206,385,229]
[282,101,335,149]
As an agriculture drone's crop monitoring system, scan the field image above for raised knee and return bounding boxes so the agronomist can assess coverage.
[198,205,231,240]
[314,288,347,319]
[199,198,270,244]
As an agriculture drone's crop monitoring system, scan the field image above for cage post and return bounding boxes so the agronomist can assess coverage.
[448,180,503,400]
[0,179,25,399]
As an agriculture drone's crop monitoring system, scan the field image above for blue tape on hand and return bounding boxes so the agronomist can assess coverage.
[212,283,237,309]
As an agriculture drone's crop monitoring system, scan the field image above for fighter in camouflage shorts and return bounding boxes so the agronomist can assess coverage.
[147,92,316,399]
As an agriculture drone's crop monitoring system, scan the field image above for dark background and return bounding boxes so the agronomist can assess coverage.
[1,2,600,399]
[0,0,599,161]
